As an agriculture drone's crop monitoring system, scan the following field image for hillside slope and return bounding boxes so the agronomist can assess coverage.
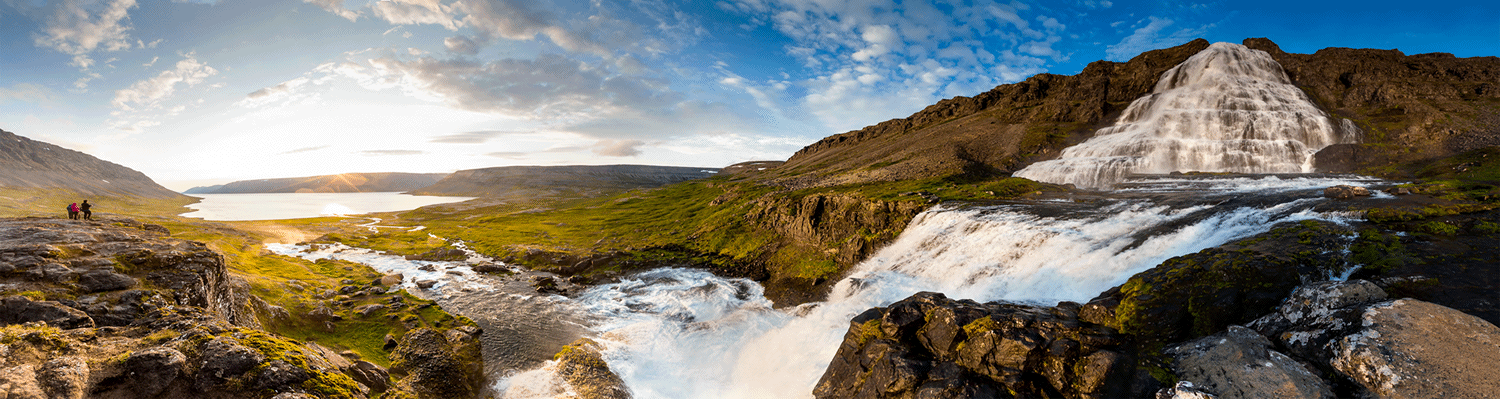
[409,164,718,198]
[0,129,185,199]
[763,38,1500,189]
[185,172,449,194]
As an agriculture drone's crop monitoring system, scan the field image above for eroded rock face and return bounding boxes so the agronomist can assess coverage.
[1165,326,1333,398]
[1330,299,1500,398]
[0,296,93,329]
[814,292,1141,399]
[391,328,485,398]
[124,347,186,397]
[1247,280,1388,367]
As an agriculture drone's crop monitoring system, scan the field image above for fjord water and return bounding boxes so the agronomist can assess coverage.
[180,192,473,221]
[1014,42,1361,189]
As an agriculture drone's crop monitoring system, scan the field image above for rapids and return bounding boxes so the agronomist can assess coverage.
[1014,42,1362,189]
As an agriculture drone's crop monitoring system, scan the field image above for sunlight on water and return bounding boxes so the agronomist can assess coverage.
[180,192,473,221]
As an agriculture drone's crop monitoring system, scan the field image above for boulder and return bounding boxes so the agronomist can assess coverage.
[814,292,1139,399]
[1165,326,1333,398]
[391,328,483,398]
[346,361,391,393]
[1247,280,1387,366]
[256,359,311,392]
[379,273,403,286]
[1330,299,1500,398]
[354,304,387,317]
[1324,185,1372,199]
[555,338,631,398]
[77,269,138,293]
[124,347,186,397]
[0,296,94,329]
[1155,381,1217,399]
[415,280,438,289]
[35,356,88,399]
[196,336,265,389]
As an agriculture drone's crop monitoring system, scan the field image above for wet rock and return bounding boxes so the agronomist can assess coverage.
[0,295,94,329]
[35,356,88,399]
[407,247,467,262]
[1155,381,1217,399]
[77,269,138,293]
[124,347,186,397]
[415,279,438,289]
[1324,185,1372,199]
[555,338,631,398]
[379,273,403,286]
[1330,299,1500,398]
[345,361,390,393]
[390,328,483,398]
[1166,326,1333,398]
[530,276,562,294]
[0,365,46,399]
[814,292,1137,399]
[197,336,265,389]
[471,262,507,274]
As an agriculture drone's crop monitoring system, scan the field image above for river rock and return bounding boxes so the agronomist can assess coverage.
[124,347,186,397]
[1324,185,1371,199]
[0,295,94,329]
[1330,299,1500,398]
[555,338,631,398]
[35,356,88,399]
[379,273,403,286]
[814,292,1140,399]
[1165,326,1333,398]
[415,279,438,289]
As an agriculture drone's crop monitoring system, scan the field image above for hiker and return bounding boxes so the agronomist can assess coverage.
[80,200,92,221]
[67,203,78,220]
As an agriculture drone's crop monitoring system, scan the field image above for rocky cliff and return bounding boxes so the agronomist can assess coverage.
[184,172,450,194]
[757,39,1213,189]
[408,164,718,198]
[767,38,1500,189]
[0,129,184,199]
[0,218,483,398]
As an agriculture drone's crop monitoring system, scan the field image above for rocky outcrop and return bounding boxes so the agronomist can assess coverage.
[184,172,450,194]
[389,327,485,398]
[409,164,717,198]
[765,40,1213,189]
[748,193,929,305]
[0,129,186,199]
[1329,299,1500,398]
[1242,38,1500,172]
[1323,185,1371,199]
[554,338,630,399]
[814,292,1144,399]
[1165,326,1333,398]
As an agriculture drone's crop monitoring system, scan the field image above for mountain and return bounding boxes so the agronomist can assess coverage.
[184,172,450,194]
[758,38,1500,188]
[408,165,718,198]
[0,128,184,199]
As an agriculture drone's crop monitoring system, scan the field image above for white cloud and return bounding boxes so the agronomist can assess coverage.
[592,139,644,157]
[303,0,360,22]
[112,53,217,111]
[371,0,457,29]
[238,77,314,108]
[31,0,139,69]
[444,35,481,54]
[1105,16,1211,61]
[0,83,56,104]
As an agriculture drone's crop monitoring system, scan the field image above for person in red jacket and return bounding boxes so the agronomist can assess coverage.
[66,203,78,220]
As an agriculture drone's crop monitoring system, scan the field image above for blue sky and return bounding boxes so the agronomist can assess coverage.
[1,0,1496,190]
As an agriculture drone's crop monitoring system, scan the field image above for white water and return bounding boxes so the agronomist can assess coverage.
[495,175,1374,398]
[1014,42,1361,189]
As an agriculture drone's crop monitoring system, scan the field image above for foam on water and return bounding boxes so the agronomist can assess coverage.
[1014,42,1362,189]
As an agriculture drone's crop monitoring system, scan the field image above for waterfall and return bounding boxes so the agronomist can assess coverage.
[491,175,1376,398]
[1014,42,1356,189]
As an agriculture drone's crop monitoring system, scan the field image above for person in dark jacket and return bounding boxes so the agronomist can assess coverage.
[80,200,93,221]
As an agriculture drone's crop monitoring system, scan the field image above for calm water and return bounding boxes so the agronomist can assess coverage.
[179,192,474,221]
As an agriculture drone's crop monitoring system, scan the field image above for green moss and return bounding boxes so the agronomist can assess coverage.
[856,319,884,346]
[1350,228,1415,275]
[1418,220,1460,235]
[1473,220,1500,235]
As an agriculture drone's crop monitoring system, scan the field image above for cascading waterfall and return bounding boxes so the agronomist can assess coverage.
[494,175,1377,398]
[1014,42,1360,189]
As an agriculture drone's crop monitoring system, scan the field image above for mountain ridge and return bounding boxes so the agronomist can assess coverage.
[184,172,450,194]
[408,164,719,198]
[0,128,185,200]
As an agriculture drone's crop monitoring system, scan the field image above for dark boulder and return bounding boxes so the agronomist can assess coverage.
[256,359,311,392]
[77,269,138,293]
[0,296,93,329]
[814,292,1140,399]
[196,336,265,390]
[390,328,484,398]
[124,347,186,397]
[345,361,391,393]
